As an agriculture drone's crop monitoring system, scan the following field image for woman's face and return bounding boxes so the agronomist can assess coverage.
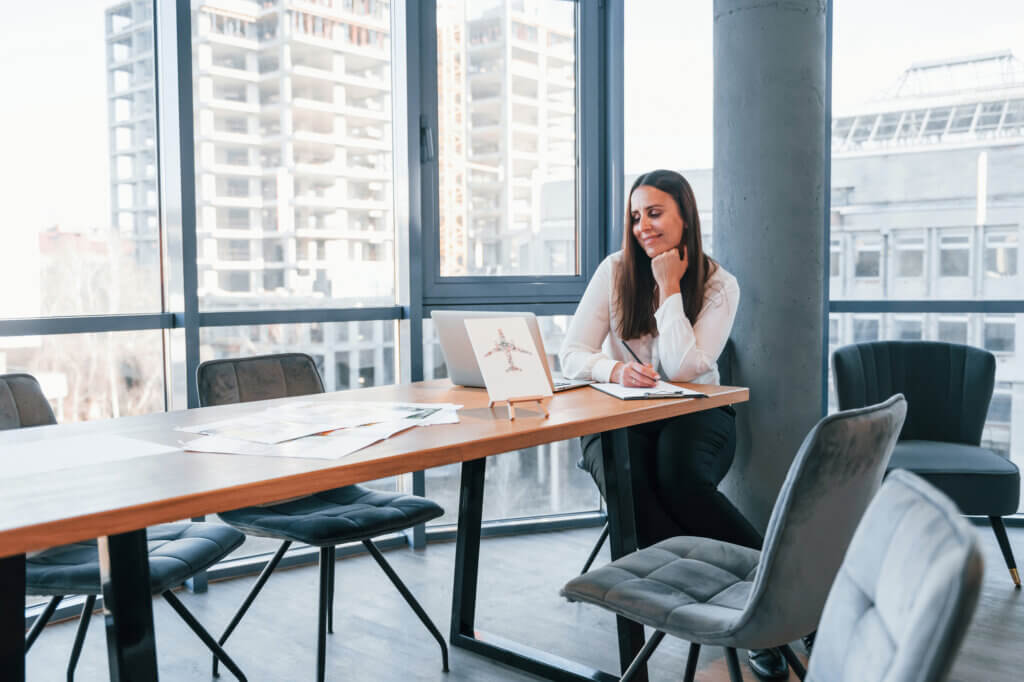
[630,185,685,259]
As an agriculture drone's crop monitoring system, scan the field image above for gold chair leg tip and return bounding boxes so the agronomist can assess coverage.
[1011,568,1020,587]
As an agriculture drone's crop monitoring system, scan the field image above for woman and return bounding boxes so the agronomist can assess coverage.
[560,169,788,679]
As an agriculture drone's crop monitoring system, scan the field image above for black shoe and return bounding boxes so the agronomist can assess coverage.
[802,631,816,655]
[748,648,789,680]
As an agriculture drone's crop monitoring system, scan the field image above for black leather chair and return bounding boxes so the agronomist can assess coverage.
[195,353,448,681]
[577,339,736,574]
[1,373,248,681]
[832,340,1021,587]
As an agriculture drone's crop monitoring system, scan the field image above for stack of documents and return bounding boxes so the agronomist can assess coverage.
[178,401,461,460]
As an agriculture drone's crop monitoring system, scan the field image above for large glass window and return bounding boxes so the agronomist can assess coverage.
[984,316,1016,353]
[986,230,1019,278]
[0,331,165,423]
[894,233,925,278]
[624,0,713,237]
[892,317,923,341]
[1,1,161,319]
[852,316,879,343]
[831,2,1024,514]
[853,234,882,278]
[436,0,578,276]
[192,0,398,310]
[831,1,1024,301]
[939,234,971,278]
[937,317,968,345]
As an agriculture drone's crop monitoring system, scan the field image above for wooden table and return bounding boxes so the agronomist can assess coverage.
[0,379,747,682]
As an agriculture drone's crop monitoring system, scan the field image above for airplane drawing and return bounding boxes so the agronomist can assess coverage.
[484,328,532,373]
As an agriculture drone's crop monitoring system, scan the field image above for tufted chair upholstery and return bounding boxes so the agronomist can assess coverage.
[833,341,1020,586]
[195,353,448,681]
[562,395,906,680]
[2,373,249,681]
[807,470,982,682]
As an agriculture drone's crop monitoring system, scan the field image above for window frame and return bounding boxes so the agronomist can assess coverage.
[415,0,606,308]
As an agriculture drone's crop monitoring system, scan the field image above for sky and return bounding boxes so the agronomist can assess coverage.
[1,0,1023,240]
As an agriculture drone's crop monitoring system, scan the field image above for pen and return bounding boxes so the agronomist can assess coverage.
[620,338,643,364]
[620,338,659,381]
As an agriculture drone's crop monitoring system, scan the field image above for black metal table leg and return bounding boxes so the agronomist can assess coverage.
[449,456,620,682]
[451,457,486,642]
[600,428,648,682]
[99,530,159,682]
[0,554,25,682]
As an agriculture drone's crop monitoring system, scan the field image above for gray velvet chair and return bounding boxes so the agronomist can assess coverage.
[1,373,248,681]
[561,394,906,681]
[807,470,983,682]
[832,340,1020,587]
[195,353,448,682]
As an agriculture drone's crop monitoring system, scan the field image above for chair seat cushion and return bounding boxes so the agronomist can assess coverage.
[26,523,244,596]
[562,536,760,644]
[889,441,1020,516]
[217,484,444,546]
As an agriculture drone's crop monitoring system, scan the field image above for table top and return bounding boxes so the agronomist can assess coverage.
[0,379,747,557]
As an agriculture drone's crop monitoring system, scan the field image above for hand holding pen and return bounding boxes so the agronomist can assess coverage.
[613,339,659,388]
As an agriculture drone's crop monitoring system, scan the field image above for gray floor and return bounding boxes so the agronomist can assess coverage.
[25,525,1024,681]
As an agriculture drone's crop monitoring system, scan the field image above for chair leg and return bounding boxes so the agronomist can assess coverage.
[989,516,1021,588]
[779,644,807,680]
[683,642,701,682]
[620,630,665,682]
[162,590,247,682]
[580,523,609,574]
[362,539,450,672]
[213,539,291,677]
[317,547,331,682]
[327,545,336,634]
[66,595,96,682]
[724,648,743,682]
[25,595,63,652]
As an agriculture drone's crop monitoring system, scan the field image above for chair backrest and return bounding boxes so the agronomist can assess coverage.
[807,470,983,682]
[832,341,994,445]
[718,338,735,386]
[0,373,56,430]
[733,394,907,648]
[196,353,325,407]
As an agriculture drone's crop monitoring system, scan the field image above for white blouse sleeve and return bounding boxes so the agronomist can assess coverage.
[654,272,740,382]
[559,257,620,382]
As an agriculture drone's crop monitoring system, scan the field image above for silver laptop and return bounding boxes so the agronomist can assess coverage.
[431,310,592,392]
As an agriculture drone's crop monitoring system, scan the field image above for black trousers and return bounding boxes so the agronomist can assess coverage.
[581,406,762,550]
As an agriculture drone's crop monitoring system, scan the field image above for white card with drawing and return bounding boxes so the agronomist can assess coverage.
[464,317,553,404]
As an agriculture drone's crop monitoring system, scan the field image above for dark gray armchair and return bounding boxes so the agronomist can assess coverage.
[832,340,1020,587]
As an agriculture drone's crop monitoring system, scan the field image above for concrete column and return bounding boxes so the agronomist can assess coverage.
[713,0,827,529]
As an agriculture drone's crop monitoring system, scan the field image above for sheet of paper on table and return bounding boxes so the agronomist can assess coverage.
[182,416,448,459]
[0,434,181,480]
[178,401,462,445]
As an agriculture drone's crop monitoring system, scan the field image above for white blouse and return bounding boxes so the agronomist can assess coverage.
[559,251,740,385]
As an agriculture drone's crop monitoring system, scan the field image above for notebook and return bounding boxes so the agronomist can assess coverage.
[589,381,707,400]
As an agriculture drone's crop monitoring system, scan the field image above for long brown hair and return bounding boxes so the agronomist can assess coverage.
[615,169,716,340]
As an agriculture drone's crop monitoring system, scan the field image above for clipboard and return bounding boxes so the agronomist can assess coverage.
[589,381,708,400]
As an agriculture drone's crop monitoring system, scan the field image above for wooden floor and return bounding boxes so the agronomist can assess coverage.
[25,525,1023,681]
